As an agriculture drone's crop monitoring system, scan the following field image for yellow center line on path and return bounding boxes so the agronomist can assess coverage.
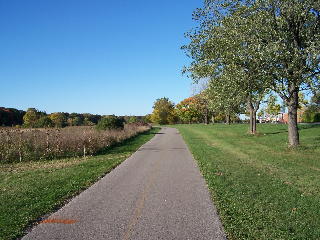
[122,155,162,240]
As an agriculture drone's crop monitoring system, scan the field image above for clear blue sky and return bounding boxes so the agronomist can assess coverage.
[0,0,201,115]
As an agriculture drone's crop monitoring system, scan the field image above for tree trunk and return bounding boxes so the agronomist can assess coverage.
[204,108,208,125]
[248,109,257,134]
[226,114,230,125]
[249,107,253,134]
[252,110,257,134]
[248,95,261,134]
[287,89,300,147]
[248,100,257,134]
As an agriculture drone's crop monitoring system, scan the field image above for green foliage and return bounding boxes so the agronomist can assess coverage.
[34,116,54,128]
[301,91,320,123]
[206,76,247,118]
[183,1,268,131]
[151,97,177,125]
[83,117,95,126]
[1,107,106,128]
[127,116,138,124]
[176,97,202,124]
[183,0,320,145]
[23,108,44,127]
[298,92,308,109]
[82,113,101,125]
[266,95,281,118]
[144,114,152,123]
[49,112,67,128]
[67,116,83,126]
[67,113,101,126]
[302,111,314,123]
[96,115,125,130]
[311,91,320,107]
[257,110,264,118]
[302,111,320,123]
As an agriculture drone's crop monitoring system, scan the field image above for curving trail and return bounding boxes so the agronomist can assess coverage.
[23,127,226,240]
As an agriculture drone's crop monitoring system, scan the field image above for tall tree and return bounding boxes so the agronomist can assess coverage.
[206,73,246,125]
[23,108,42,127]
[151,97,177,125]
[184,0,320,145]
[242,0,320,145]
[194,92,211,124]
[255,0,320,145]
[183,1,268,134]
[175,97,203,124]
[49,112,67,128]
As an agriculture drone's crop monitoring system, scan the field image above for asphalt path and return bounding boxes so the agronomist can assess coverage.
[22,127,226,240]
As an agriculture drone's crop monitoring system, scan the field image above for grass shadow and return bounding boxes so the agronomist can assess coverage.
[298,124,320,130]
[263,130,288,135]
[260,124,320,135]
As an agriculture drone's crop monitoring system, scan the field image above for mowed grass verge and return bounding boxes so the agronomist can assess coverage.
[174,124,320,240]
[0,127,159,240]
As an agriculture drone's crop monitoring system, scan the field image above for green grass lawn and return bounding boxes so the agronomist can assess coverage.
[0,127,159,240]
[174,123,320,240]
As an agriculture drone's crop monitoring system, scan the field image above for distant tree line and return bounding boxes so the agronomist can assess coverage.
[301,91,320,123]
[149,90,320,126]
[0,107,148,128]
[148,97,240,126]
[0,107,25,126]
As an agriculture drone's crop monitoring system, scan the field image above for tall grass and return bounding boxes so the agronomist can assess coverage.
[0,124,150,163]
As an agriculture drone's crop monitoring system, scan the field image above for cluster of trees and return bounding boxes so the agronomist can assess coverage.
[257,92,315,122]
[0,107,25,126]
[22,108,102,128]
[96,115,125,130]
[150,91,320,126]
[176,95,208,124]
[149,97,240,125]
[149,97,177,125]
[0,107,147,129]
[302,91,320,122]
[182,0,320,147]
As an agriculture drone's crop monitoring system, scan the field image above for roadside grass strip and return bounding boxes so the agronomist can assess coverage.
[174,124,320,240]
[0,127,160,240]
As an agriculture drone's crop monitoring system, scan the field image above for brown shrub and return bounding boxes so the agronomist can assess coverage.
[0,125,150,163]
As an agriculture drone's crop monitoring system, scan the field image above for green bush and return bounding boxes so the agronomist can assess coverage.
[96,115,124,130]
[302,111,312,123]
[34,116,54,128]
[127,116,138,123]
[302,111,320,123]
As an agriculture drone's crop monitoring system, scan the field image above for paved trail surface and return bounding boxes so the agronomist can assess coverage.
[23,127,226,240]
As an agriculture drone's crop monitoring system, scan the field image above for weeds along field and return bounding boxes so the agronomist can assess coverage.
[0,124,150,163]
